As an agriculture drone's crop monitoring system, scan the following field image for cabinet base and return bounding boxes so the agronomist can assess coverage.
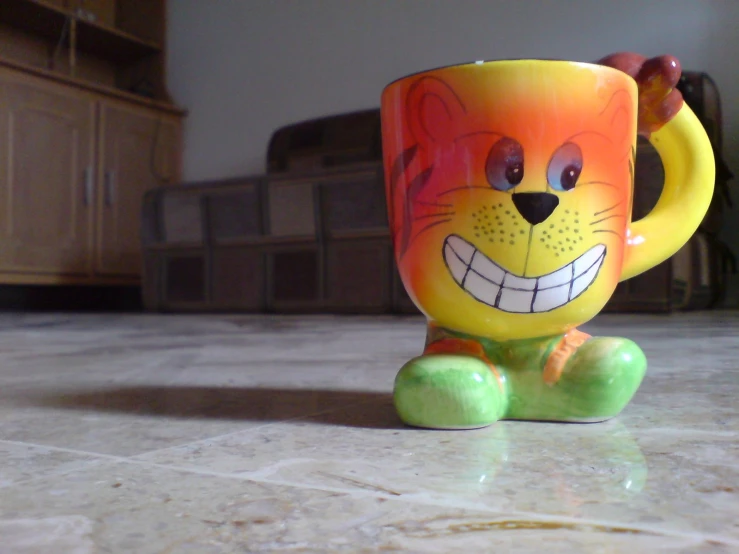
[0,284,143,312]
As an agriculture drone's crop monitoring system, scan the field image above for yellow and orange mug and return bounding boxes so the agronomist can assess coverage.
[381,54,715,429]
[381,55,715,341]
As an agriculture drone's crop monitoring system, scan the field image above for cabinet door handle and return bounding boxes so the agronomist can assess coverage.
[104,169,116,207]
[83,166,93,206]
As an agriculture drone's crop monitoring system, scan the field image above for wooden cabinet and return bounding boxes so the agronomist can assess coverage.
[0,0,185,286]
[96,101,180,276]
[0,69,95,277]
[0,65,182,284]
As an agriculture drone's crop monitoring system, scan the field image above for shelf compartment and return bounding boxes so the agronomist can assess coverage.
[0,0,161,65]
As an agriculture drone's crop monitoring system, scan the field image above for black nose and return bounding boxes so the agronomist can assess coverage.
[512,192,560,225]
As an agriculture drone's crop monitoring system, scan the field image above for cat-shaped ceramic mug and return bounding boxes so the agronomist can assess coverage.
[381,53,714,429]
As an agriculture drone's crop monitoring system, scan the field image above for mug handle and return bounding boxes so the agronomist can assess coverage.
[620,104,715,281]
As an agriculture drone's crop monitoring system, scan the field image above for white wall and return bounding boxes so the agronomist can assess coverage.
[167,0,739,302]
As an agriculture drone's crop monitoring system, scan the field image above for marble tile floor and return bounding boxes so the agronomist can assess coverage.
[0,311,737,553]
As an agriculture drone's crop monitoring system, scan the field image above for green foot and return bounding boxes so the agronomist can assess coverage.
[393,354,507,429]
[395,326,649,428]
[506,337,648,422]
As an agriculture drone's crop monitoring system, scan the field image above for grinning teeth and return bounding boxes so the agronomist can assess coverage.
[503,273,537,291]
[463,270,501,306]
[470,250,505,285]
[532,283,571,312]
[498,288,534,312]
[446,235,476,264]
[444,243,468,283]
[442,235,607,314]
[570,255,602,300]
[574,244,606,276]
[537,265,571,289]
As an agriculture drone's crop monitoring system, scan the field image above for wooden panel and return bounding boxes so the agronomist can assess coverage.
[141,251,161,310]
[116,0,165,44]
[267,181,315,238]
[267,109,381,173]
[140,189,161,245]
[0,23,56,70]
[603,260,672,313]
[270,248,321,309]
[322,176,387,235]
[326,240,390,311]
[208,186,262,241]
[96,100,181,276]
[212,247,265,310]
[162,191,202,244]
[0,67,94,275]
[164,253,205,304]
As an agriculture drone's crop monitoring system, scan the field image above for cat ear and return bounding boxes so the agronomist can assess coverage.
[598,87,633,144]
[405,76,466,146]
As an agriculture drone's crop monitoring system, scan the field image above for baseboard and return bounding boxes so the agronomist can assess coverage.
[0,285,143,312]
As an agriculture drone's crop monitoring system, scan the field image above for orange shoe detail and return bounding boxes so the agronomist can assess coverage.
[543,329,591,385]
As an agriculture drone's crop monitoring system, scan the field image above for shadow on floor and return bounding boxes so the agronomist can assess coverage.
[32,386,403,430]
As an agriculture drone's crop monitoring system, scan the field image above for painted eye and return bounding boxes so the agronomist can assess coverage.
[486,137,524,191]
[547,142,583,191]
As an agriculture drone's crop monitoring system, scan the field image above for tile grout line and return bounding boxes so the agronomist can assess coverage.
[0,438,129,490]
[2,439,735,548]
[0,439,128,462]
[131,463,739,548]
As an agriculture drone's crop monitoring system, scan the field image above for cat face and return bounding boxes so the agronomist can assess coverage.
[381,61,637,340]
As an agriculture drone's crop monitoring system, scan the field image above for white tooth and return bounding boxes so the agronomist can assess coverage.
[464,271,500,306]
[532,284,570,312]
[570,256,603,300]
[444,244,468,284]
[446,235,476,264]
[503,274,537,291]
[497,288,534,313]
[574,244,606,277]
[537,265,573,289]
[470,252,506,285]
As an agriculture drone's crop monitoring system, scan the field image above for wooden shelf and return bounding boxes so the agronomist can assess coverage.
[0,57,186,114]
[0,0,161,64]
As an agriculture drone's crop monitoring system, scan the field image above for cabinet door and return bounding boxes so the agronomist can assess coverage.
[0,68,95,276]
[97,101,181,276]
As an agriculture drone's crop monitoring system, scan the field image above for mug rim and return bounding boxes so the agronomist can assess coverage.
[383,58,634,91]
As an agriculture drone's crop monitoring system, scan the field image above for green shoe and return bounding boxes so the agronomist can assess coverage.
[393,354,508,430]
[506,337,647,422]
[557,337,647,421]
